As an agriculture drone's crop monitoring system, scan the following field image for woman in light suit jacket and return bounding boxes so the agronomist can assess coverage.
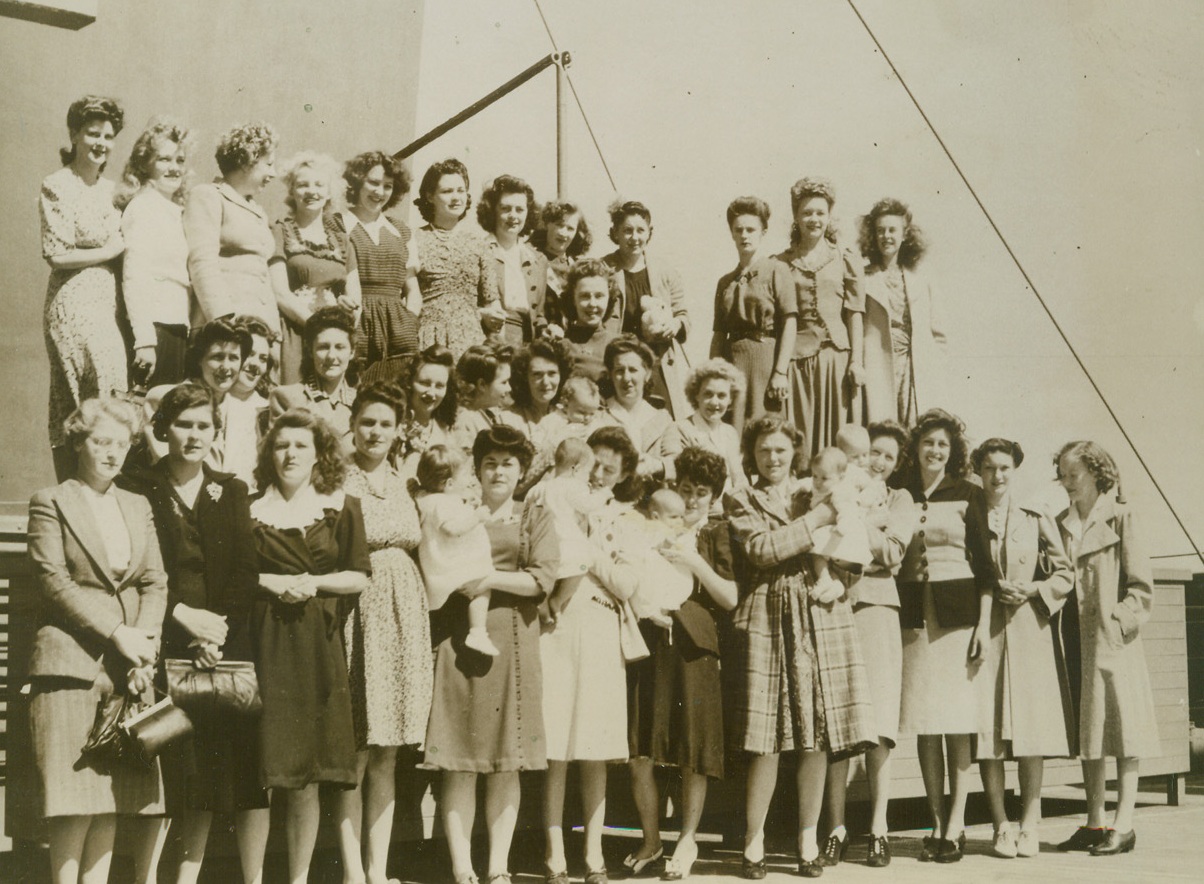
[1053,441,1159,857]
[27,396,167,884]
[601,200,691,418]
[858,198,946,426]
[479,174,549,345]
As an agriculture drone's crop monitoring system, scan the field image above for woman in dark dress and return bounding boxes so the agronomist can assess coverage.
[423,425,556,884]
[624,447,738,879]
[249,408,371,884]
[558,259,621,383]
[132,383,269,884]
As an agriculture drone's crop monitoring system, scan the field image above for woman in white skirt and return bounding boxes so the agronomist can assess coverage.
[895,409,997,863]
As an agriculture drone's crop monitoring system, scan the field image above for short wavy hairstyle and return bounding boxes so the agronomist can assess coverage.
[858,197,928,271]
[510,338,572,410]
[343,150,410,212]
[897,408,970,486]
[414,158,471,223]
[215,122,278,177]
[457,343,515,390]
[472,424,535,475]
[608,199,653,246]
[674,446,728,498]
[560,258,620,324]
[61,95,124,166]
[867,419,910,466]
[400,345,458,426]
[476,174,537,236]
[600,333,656,401]
[186,317,253,379]
[726,196,771,229]
[1054,440,1120,495]
[684,358,746,411]
[971,437,1025,473]
[118,118,190,208]
[151,382,221,444]
[280,151,340,213]
[255,407,347,494]
[789,176,838,247]
[529,200,593,258]
[64,395,142,450]
[301,306,357,385]
[588,425,641,502]
[351,380,407,424]
[742,415,807,481]
[232,313,278,346]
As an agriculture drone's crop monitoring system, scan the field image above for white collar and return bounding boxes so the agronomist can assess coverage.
[252,482,345,531]
[341,210,399,244]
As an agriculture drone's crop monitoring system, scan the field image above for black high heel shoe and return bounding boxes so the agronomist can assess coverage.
[866,835,891,868]
[1090,829,1136,856]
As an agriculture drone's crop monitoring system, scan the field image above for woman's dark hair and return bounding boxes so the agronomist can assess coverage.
[300,306,357,385]
[457,343,515,390]
[400,345,458,426]
[476,174,537,236]
[859,197,927,270]
[896,408,970,487]
[61,95,124,166]
[600,334,656,401]
[742,416,807,480]
[788,176,838,248]
[1054,440,1121,498]
[510,338,571,410]
[414,158,471,223]
[608,199,653,246]
[343,150,410,211]
[588,425,641,503]
[675,446,728,498]
[529,200,593,258]
[214,123,277,177]
[152,382,222,443]
[868,420,909,462]
[186,318,253,379]
[472,424,535,475]
[726,196,771,229]
[255,408,348,494]
[351,381,407,423]
[561,258,620,324]
[971,437,1025,473]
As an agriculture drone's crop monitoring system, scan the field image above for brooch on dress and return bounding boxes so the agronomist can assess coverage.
[206,483,223,504]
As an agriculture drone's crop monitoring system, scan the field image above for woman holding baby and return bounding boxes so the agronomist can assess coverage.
[725,416,876,877]
[623,447,740,879]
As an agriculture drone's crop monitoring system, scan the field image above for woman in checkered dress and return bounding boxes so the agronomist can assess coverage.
[724,416,876,877]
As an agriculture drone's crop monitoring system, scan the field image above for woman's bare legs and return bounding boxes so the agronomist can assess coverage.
[866,744,893,836]
[1082,758,1107,828]
[824,758,850,837]
[580,761,608,872]
[672,768,708,866]
[797,750,827,861]
[544,760,569,874]
[172,812,212,884]
[743,753,779,862]
[979,759,1009,830]
[1017,757,1044,833]
[1113,757,1140,832]
[943,735,972,843]
[235,806,272,884]
[442,771,479,880]
[337,748,401,884]
[628,757,663,860]
[130,816,169,883]
[916,735,946,839]
[485,771,521,876]
[286,784,322,884]
[48,815,116,884]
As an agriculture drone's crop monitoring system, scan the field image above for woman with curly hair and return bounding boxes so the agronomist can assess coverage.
[601,335,672,483]
[859,198,947,425]
[478,174,547,345]
[250,408,371,884]
[601,200,691,418]
[397,344,459,479]
[413,158,502,358]
[894,409,997,863]
[529,199,592,330]
[1052,441,1159,856]
[500,338,573,438]
[771,177,866,456]
[559,259,621,382]
[660,357,748,492]
[269,152,357,385]
[339,150,421,384]
[118,118,192,388]
[451,343,515,453]
[710,197,796,436]
[40,95,128,478]
[270,306,358,443]
[184,122,280,331]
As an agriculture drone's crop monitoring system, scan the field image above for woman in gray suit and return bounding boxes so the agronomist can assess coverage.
[26,396,168,884]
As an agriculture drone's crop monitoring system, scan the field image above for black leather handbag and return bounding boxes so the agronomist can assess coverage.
[164,658,262,718]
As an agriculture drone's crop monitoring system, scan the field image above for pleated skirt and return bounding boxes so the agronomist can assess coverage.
[788,345,851,456]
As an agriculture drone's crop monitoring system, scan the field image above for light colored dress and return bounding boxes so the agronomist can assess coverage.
[343,464,433,748]
[40,167,128,447]
[415,224,499,358]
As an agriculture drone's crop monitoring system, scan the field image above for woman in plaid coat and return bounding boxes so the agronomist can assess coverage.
[724,416,876,877]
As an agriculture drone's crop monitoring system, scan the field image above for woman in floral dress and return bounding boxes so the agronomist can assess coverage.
[412,158,501,358]
[40,95,128,478]
[334,382,433,884]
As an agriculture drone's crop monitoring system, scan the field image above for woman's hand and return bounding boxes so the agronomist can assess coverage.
[768,369,790,403]
[127,664,153,696]
[173,603,228,646]
[111,624,158,667]
[192,641,223,670]
[544,322,565,340]
[132,346,157,383]
[479,303,507,334]
[279,574,318,605]
[847,361,866,388]
[635,455,662,480]
[968,621,989,662]
[997,580,1035,607]
[802,500,837,532]
[459,574,495,598]
[659,543,702,576]
[337,291,362,312]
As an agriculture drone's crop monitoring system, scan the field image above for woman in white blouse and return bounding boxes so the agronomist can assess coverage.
[118,119,193,388]
[478,174,548,345]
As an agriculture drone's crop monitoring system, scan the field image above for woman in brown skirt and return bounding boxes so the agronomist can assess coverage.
[725,416,876,877]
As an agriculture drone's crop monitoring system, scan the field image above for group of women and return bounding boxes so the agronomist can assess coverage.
[28,94,1161,884]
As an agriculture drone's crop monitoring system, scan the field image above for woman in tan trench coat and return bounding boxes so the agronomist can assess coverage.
[971,439,1074,859]
[1053,441,1159,857]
